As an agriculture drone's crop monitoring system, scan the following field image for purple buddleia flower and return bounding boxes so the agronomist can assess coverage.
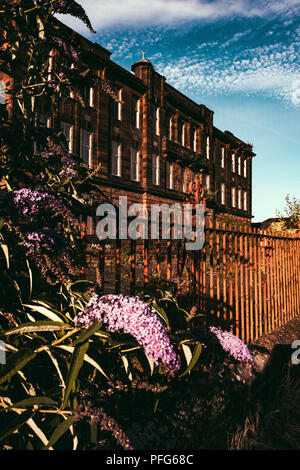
[75,402,134,450]
[51,0,96,33]
[209,326,254,364]
[47,35,79,62]
[60,154,78,180]
[24,229,79,283]
[74,294,180,374]
[11,188,80,231]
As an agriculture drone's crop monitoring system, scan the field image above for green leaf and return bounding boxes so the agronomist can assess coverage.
[72,321,102,346]
[179,342,202,377]
[23,303,67,322]
[181,343,192,367]
[0,348,37,385]
[0,242,9,269]
[62,341,89,409]
[56,345,109,380]
[0,410,35,442]
[6,396,57,410]
[4,321,72,336]
[43,415,77,450]
[26,259,32,300]
[151,301,169,328]
[121,354,133,381]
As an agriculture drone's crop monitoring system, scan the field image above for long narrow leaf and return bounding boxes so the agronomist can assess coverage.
[23,304,65,322]
[57,345,109,380]
[4,321,72,336]
[43,415,77,450]
[179,343,202,377]
[0,242,9,269]
[151,301,169,328]
[0,348,37,385]
[62,341,89,409]
[72,321,102,346]
[8,397,57,410]
[0,410,34,442]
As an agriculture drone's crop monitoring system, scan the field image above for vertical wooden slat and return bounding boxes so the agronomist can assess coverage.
[202,228,207,317]
[155,240,161,292]
[228,224,233,331]
[278,235,284,327]
[222,223,227,325]
[209,219,214,317]
[167,240,172,281]
[216,222,221,318]
[262,231,268,334]
[257,229,263,337]
[239,226,245,340]
[143,238,149,287]
[273,235,280,328]
[248,226,254,342]
[130,239,136,295]
[288,237,294,320]
[281,232,287,325]
[234,225,240,338]
[294,237,300,316]
[115,238,121,294]
[244,225,250,343]
[266,232,272,333]
[253,228,259,340]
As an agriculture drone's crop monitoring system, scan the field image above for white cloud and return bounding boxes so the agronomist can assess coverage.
[155,41,300,106]
[56,0,300,33]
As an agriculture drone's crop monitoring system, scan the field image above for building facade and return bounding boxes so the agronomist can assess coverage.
[0,20,255,234]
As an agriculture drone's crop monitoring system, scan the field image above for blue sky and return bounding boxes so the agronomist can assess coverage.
[59,0,300,222]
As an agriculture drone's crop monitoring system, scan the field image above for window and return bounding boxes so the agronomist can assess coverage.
[111,141,122,177]
[80,129,92,166]
[238,188,242,209]
[152,154,160,185]
[166,161,173,189]
[178,119,183,145]
[153,105,160,136]
[112,87,122,121]
[82,86,93,107]
[205,174,210,190]
[131,148,140,181]
[243,191,247,211]
[231,187,236,208]
[220,183,225,205]
[238,155,241,175]
[206,135,210,158]
[60,121,73,153]
[131,95,140,128]
[181,123,187,146]
[221,147,225,168]
[231,153,236,172]
[167,115,173,140]
[192,128,197,152]
[243,159,247,178]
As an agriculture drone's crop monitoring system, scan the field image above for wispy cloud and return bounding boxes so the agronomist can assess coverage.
[155,39,300,106]
[57,0,300,33]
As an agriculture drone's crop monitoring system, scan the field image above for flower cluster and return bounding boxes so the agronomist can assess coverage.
[60,154,78,180]
[51,0,96,33]
[75,402,133,450]
[208,326,254,364]
[47,36,79,62]
[11,188,80,230]
[74,294,180,374]
[23,230,79,283]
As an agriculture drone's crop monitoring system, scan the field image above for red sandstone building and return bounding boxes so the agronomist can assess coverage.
[0,20,255,234]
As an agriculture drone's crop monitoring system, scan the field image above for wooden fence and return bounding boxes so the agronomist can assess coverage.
[84,223,300,343]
